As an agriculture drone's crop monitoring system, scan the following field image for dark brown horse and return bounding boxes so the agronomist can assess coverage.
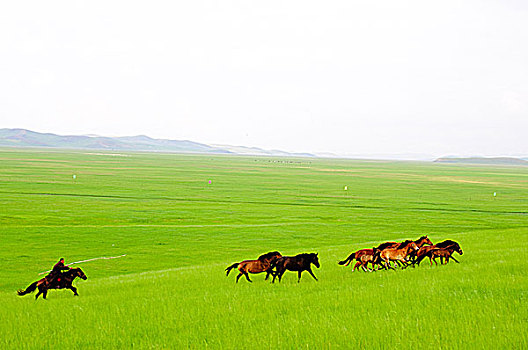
[430,247,454,265]
[225,251,282,283]
[271,253,320,283]
[433,241,463,264]
[414,245,437,266]
[414,240,463,266]
[17,267,87,300]
[408,235,433,263]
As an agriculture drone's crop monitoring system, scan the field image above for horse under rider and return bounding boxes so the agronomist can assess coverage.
[46,258,71,286]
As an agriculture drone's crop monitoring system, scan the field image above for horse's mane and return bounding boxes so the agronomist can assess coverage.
[375,242,396,250]
[396,240,413,249]
[258,251,281,261]
[294,253,317,259]
[436,240,459,249]
[62,268,79,277]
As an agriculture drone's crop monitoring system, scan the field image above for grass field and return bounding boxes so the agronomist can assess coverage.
[1,148,527,349]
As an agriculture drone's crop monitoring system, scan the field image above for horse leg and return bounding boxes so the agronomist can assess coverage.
[43,290,48,299]
[450,256,460,263]
[244,272,252,283]
[35,285,43,300]
[307,268,318,281]
[278,270,285,283]
[70,286,79,296]
[353,261,361,272]
[297,271,302,283]
[265,269,275,280]
[236,273,243,283]
[400,259,409,269]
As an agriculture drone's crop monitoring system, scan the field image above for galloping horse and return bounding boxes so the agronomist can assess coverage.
[408,235,433,263]
[414,240,463,266]
[375,241,419,270]
[271,253,320,283]
[17,267,88,300]
[225,251,282,283]
[371,236,433,268]
[338,249,376,271]
[432,240,463,264]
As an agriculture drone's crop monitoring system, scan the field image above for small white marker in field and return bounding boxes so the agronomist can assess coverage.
[344,186,348,191]
[493,192,497,197]
[73,174,77,180]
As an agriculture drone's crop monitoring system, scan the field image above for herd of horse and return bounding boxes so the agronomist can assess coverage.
[16,236,463,298]
[337,235,463,272]
[225,236,463,283]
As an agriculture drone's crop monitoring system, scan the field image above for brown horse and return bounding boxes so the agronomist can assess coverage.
[17,267,87,300]
[371,236,432,268]
[414,245,438,266]
[225,251,282,283]
[430,247,454,265]
[408,235,433,263]
[433,241,463,264]
[376,241,419,270]
[340,241,403,271]
[271,253,320,283]
[338,249,383,272]
[338,249,374,271]
[415,240,463,266]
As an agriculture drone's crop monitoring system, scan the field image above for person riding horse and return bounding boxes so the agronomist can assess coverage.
[46,258,71,287]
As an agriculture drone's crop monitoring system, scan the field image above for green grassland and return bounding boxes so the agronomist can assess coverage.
[1,148,527,349]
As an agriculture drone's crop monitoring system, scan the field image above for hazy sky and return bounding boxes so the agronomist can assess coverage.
[1,0,527,158]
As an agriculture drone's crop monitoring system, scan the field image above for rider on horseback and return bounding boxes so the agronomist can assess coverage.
[46,258,71,287]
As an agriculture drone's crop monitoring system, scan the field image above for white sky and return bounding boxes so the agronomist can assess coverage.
[1,0,527,158]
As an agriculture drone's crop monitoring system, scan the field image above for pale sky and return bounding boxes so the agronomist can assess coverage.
[1,0,527,158]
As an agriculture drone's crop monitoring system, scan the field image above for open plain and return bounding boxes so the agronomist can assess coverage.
[1,148,527,348]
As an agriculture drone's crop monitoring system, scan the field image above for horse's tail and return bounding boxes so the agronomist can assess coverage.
[225,263,239,276]
[338,252,355,266]
[17,281,38,296]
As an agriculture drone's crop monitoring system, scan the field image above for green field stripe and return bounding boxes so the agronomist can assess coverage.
[2,222,328,228]
[1,190,526,215]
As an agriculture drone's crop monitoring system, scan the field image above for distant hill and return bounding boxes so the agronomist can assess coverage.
[0,128,228,154]
[212,144,314,157]
[0,128,315,157]
[435,157,528,166]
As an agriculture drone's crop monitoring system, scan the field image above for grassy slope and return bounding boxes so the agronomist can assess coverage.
[0,148,527,348]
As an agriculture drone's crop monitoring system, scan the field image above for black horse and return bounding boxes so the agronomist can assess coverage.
[271,253,320,283]
[18,267,88,300]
